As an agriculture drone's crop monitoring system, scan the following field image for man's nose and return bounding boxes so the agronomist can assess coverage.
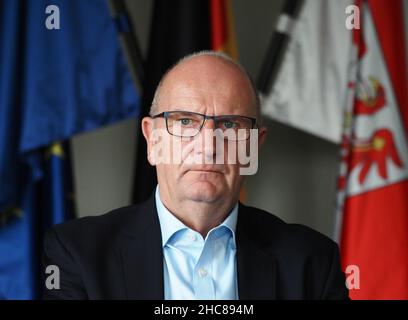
[202,117,217,130]
[195,118,217,158]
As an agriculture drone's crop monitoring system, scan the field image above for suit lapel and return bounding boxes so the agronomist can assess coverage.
[236,204,277,299]
[116,197,277,300]
[118,195,164,299]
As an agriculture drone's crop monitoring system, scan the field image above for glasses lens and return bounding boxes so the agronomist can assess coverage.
[165,112,254,140]
[167,111,203,137]
[216,116,253,141]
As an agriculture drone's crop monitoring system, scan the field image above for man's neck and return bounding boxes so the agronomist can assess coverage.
[158,187,236,238]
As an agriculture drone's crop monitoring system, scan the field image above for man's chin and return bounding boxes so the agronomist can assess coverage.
[183,181,223,203]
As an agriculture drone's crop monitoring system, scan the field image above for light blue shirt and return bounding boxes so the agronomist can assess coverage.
[155,187,239,300]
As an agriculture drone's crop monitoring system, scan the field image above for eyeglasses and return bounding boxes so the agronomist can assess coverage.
[151,111,257,141]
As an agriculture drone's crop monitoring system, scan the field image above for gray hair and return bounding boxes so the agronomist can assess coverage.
[149,50,262,126]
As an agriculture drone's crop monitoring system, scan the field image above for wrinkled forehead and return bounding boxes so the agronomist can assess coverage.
[156,57,256,115]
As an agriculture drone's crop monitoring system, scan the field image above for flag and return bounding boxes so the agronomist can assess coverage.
[0,0,139,299]
[337,0,408,299]
[209,0,238,58]
[259,0,354,143]
[133,0,237,203]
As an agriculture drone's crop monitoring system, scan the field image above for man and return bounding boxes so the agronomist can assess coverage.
[43,51,349,299]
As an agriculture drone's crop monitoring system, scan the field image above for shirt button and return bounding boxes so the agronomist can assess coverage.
[198,267,208,278]
[188,233,197,241]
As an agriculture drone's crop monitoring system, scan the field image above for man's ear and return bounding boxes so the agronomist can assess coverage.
[141,117,156,166]
[258,126,267,148]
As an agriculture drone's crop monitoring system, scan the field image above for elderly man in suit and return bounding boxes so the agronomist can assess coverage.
[43,51,349,300]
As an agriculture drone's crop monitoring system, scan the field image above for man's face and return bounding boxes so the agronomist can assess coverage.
[142,56,266,207]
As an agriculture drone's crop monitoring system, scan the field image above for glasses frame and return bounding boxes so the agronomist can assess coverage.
[151,110,258,140]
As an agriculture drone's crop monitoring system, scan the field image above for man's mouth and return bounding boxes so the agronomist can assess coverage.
[186,166,224,174]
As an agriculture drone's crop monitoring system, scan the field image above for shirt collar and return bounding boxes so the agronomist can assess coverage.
[155,185,238,247]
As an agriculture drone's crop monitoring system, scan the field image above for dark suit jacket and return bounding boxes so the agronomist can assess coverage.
[42,194,349,299]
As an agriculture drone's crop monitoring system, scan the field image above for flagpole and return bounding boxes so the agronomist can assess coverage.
[257,0,303,94]
[108,0,145,95]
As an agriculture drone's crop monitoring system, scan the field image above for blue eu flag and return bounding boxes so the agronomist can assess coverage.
[0,0,140,299]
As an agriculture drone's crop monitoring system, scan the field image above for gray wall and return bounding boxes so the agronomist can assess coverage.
[72,0,405,239]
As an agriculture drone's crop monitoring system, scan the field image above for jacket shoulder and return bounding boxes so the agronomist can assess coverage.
[239,204,348,299]
[239,204,338,255]
[47,203,146,250]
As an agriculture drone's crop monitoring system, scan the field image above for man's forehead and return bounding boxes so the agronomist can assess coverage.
[157,79,252,113]
[159,58,252,100]
[165,55,244,82]
[162,82,231,99]
[150,54,259,118]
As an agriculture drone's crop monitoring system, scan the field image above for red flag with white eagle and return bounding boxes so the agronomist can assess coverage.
[337,0,408,299]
